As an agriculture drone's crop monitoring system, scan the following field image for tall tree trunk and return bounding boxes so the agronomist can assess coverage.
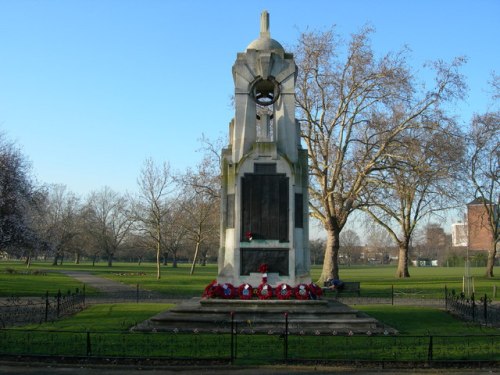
[74,252,80,264]
[485,242,497,277]
[190,242,200,275]
[319,227,340,283]
[396,241,411,278]
[172,253,178,268]
[156,226,161,280]
[107,253,113,267]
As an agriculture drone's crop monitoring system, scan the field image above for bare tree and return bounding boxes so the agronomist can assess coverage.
[339,229,361,266]
[178,190,219,275]
[467,76,499,276]
[36,184,81,265]
[135,158,174,280]
[178,136,221,274]
[294,26,466,281]
[309,238,326,265]
[84,186,133,267]
[161,203,187,268]
[361,121,465,277]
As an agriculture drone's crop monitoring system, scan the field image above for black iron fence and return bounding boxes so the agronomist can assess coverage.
[86,284,172,303]
[0,327,498,365]
[445,286,500,327]
[0,288,85,327]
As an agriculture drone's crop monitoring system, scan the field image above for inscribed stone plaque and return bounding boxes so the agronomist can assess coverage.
[241,174,289,241]
[240,248,289,276]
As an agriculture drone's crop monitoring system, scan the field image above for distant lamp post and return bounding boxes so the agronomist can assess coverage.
[464,221,474,297]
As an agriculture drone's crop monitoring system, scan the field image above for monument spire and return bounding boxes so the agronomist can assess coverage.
[259,10,270,38]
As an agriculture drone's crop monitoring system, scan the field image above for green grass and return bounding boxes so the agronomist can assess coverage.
[2,260,498,362]
[1,260,499,300]
[20,303,174,331]
[326,265,499,299]
[19,302,497,336]
[0,268,96,297]
[3,303,497,362]
[356,305,497,335]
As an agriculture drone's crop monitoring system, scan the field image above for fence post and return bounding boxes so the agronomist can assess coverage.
[284,312,288,362]
[427,335,433,362]
[484,293,488,325]
[471,293,475,322]
[86,331,91,356]
[444,285,448,311]
[45,291,49,322]
[56,290,61,318]
[230,312,234,364]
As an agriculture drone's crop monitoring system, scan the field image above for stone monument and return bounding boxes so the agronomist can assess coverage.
[217,10,310,288]
[132,12,392,335]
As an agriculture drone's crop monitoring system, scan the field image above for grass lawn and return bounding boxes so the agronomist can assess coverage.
[2,260,498,361]
[0,268,97,297]
[17,302,497,336]
[3,303,497,362]
[356,304,498,335]
[1,260,499,300]
[20,303,174,331]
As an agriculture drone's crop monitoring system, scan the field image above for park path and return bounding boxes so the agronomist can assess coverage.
[58,270,182,303]
[59,270,139,294]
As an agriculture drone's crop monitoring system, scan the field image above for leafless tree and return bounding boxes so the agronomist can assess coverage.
[309,238,326,265]
[339,229,361,266]
[161,203,187,268]
[178,136,221,274]
[135,158,174,280]
[36,184,81,265]
[361,120,465,277]
[294,26,466,281]
[84,186,133,267]
[178,188,219,275]
[467,76,499,276]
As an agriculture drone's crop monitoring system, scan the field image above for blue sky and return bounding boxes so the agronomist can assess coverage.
[0,0,498,200]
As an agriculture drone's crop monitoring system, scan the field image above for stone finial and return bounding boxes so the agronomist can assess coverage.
[260,10,270,38]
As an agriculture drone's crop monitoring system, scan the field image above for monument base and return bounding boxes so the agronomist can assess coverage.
[132,298,396,335]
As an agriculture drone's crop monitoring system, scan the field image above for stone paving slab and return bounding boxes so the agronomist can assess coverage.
[58,271,138,293]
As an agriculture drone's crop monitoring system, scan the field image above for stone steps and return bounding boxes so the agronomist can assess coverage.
[133,298,396,335]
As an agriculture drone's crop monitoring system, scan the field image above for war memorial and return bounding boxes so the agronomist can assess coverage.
[135,12,387,335]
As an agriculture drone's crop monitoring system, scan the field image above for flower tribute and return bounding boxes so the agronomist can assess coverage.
[203,264,323,300]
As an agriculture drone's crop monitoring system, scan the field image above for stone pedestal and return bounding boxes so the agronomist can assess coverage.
[133,297,395,335]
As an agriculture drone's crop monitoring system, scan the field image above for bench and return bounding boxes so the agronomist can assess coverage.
[322,281,361,297]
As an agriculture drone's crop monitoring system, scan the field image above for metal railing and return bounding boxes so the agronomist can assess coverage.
[0,325,498,365]
[0,288,85,327]
[445,287,500,327]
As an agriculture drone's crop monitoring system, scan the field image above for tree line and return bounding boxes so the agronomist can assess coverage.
[1,25,498,279]
[294,26,498,280]
[0,137,220,280]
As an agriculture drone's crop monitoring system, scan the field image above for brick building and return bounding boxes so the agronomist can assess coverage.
[467,198,496,251]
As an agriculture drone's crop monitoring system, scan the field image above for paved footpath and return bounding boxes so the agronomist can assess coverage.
[59,270,141,294]
[57,270,183,303]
